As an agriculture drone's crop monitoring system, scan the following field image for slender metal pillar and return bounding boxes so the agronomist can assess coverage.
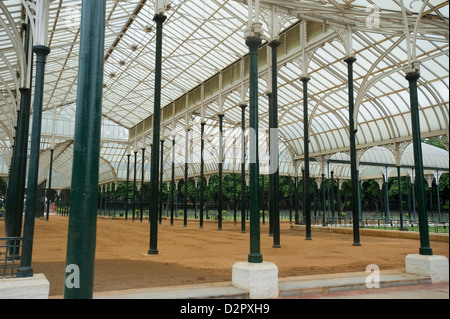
[132,151,137,221]
[19,44,51,278]
[141,148,145,222]
[247,35,263,263]
[289,177,292,224]
[269,39,281,247]
[200,123,205,228]
[218,114,224,231]
[184,129,189,227]
[436,177,441,224]
[321,173,326,226]
[330,171,335,225]
[412,180,417,223]
[261,175,265,225]
[64,0,106,298]
[103,184,107,215]
[125,154,130,221]
[114,184,117,217]
[159,141,164,224]
[233,173,237,225]
[5,20,33,241]
[46,149,54,221]
[294,175,299,224]
[406,70,432,255]
[344,57,360,246]
[397,166,404,230]
[407,177,412,221]
[358,170,362,223]
[300,77,312,239]
[148,13,167,255]
[383,168,390,223]
[429,183,433,220]
[337,179,341,222]
[240,104,247,233]
[171,138,175,226]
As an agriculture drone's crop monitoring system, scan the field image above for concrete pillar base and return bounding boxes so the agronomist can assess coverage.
[405,254,449,283]
[0,273,50,299]
[232,261,278,299]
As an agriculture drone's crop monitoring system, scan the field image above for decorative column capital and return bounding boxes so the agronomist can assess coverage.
[344,56,357,65]
[405,71,421,83]
[153,14,167,24]
[245,35,262,49]
[300,76,310,83]
[268,39,281,48]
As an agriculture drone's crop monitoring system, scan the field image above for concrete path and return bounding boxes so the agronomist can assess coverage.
[88,270,448,300]
[287,282,449,299]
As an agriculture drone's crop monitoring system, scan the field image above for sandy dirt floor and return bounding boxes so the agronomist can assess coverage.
[1,216,448,297]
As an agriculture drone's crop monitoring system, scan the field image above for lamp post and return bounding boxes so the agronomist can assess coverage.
[19,0,51,278]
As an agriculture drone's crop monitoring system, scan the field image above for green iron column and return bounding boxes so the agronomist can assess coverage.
[171,138,175,226]
[412,178,416,223]
[133,150,137,221]
[357,170,362,223]
[301,76,311,240]
[429,182,433,220]
[233,173,237,224]
[148,13,167,255]
[436,176,441,224]
[5,20,33,240]
[240,104,247,233]
[383,168,390,223]
[19,44,50,278]
[64,0,106,299]
[184,129,189,227]
[344,57,360,246]
[200,123,205,229]
[321,173,326,226]
[331,170,335,225]
[125,153,130,221]
[337,179,341,223]
[406,70,432,256]
[288,177,292,223]
[247,35,262,263]
[46,149,54,221]
[159,140,164,224]
[141,148,146,222]
[218,114,224,231]
[294,175,299,224]
[269,39,281,247]
[397,166,404,230]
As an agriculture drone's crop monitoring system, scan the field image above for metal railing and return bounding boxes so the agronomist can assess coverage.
[0,237,23,279]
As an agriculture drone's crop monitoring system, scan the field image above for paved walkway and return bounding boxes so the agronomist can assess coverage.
[89,270,448,300]
[286,282,449,299]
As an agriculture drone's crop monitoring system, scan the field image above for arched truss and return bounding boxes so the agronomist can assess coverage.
[0,0,449,189]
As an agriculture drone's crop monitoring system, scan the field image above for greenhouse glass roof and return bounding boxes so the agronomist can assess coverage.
[0,0,448,188]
